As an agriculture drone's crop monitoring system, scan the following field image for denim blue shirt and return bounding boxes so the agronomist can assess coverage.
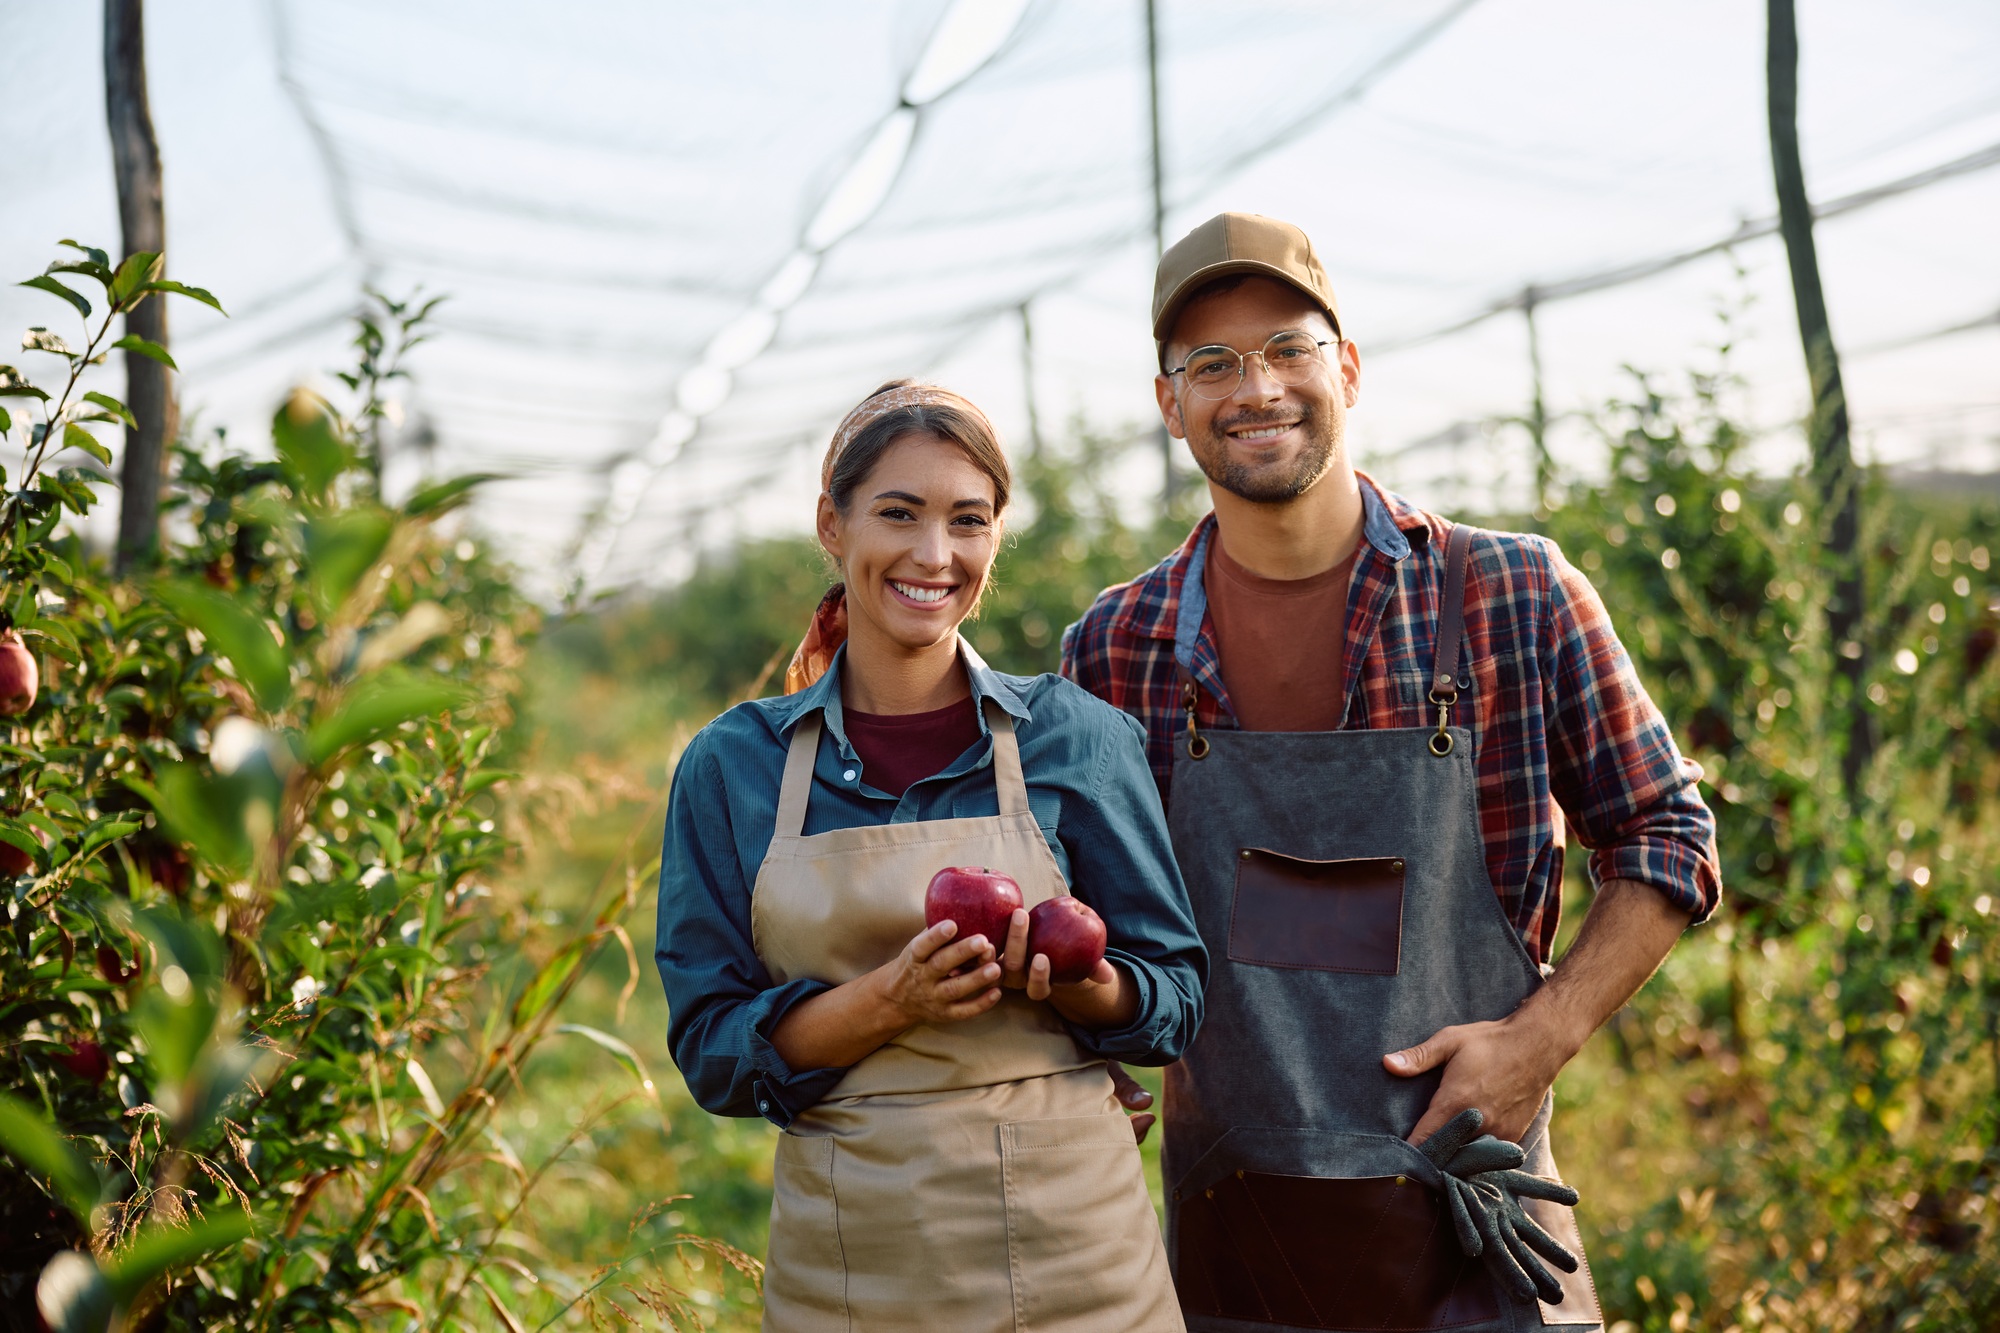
[656,647,1207,1128]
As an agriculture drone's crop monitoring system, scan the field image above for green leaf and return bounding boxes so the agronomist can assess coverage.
[153,580,290,711]
[512,938,590,1027]
[0,405,10,432]
[141,280,226,315]
[61,423,112,467]
[101,1209,253,1303]
[58,240,111,268]
[109,252,161,305]
[109,334,176,371]
[404,472,504,519]
[128,905,223,1092]
[554,1024,657,1098]
[47,260,115,291]
[305,672,475,767]
[24,327,78,358]
[81,391,135,429]
[18,276,89,320]
[0,1092,100,1223]
[0,364,50,400]
[304,508,393,614]
[463,769,519,795]
[71,817,142,867]
[272,391,350,498]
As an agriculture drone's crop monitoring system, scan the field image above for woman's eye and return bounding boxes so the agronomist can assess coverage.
[879,506,914,521]
[953,514,990,529]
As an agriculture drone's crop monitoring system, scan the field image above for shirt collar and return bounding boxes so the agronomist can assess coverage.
[1121,470,1424,644]
[768,637,1031,744]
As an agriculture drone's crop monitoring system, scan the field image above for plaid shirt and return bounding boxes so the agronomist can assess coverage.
[1059,474,1720,966]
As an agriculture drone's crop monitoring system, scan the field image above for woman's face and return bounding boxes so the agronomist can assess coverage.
[817,432,1002,655]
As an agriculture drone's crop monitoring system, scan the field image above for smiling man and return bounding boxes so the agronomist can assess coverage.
[1061,214,1721,1332]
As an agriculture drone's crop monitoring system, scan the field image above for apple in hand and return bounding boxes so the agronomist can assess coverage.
[1027,896,1107,985]
[924,866,1023,950]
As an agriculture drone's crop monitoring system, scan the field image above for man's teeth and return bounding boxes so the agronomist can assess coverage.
[1231,424,1294,441]
[891,580,952,604]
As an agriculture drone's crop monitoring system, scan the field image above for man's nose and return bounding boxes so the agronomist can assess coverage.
[1231,353,1286,405]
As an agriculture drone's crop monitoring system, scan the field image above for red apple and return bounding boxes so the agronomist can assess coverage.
[924,866,1023,950]
[56,1040,110,1084]
[1028,896,1108,985]
[0,840,32,878]
[0,631,36,715]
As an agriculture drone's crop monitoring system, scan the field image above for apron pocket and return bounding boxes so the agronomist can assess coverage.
[766,1132,849,1326]
[1176,1168,1497,1331]
[1000,1112,1174,1332]
[1230,849,1404,974]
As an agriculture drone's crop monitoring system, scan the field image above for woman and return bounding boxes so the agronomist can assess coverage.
[657,381,1204,1331]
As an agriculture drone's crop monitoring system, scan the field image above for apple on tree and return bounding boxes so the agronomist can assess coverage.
[0,629,37,716]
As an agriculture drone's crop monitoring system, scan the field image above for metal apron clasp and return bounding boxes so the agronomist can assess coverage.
[1427,685,1457,756]
[1183,677,1210,760]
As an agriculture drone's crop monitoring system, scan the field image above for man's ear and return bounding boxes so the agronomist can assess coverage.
[815,492,844,563]
[1339,339,1361,409]
[1155,374,1186,440]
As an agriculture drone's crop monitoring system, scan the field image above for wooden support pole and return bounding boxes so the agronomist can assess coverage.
[1522,289,1551,513]
[105,0,176,573]
[1145,0,1176,512]
[1019,301,1043,459]
[1767,0,1871,787]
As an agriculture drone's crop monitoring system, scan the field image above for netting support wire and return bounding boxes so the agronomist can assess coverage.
[1019,300,1043,459]
[268,0,376,285]
[1145,0,1177,513]
[1522,291,1550,511]
[1374,137,2000,356]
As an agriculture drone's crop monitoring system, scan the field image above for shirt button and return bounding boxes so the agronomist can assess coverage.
[842,769,857,781]
[759,1100,770,1113]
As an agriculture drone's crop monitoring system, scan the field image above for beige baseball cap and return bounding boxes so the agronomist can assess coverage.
[1152,212,1342,360]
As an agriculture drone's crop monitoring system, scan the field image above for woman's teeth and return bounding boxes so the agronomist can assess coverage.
[891,580,952,604]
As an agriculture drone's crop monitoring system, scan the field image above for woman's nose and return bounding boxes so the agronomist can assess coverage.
[913,521,952,568]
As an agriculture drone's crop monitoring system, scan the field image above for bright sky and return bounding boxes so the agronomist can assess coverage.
[6,0,1996,597]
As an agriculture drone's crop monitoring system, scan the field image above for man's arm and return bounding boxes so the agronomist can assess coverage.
[1386,877,1689,1144]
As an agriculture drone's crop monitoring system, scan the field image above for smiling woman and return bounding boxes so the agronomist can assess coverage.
[654,380,1205,1331]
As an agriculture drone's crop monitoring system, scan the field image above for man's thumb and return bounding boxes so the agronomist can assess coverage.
[1384,1031,1453,1077]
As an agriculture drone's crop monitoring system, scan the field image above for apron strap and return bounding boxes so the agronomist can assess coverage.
[986,699,1031,817]
[775,713,824,840]
[1431,522,1477,695]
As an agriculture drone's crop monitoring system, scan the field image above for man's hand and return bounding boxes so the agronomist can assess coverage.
[1385,1011,1573,1146]
[1106,1061,1156,1143]
[1391,878,1693,1147]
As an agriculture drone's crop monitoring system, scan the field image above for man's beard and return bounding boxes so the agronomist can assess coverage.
[1188,402,1339,505]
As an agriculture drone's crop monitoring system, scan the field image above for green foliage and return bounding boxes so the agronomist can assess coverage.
[1531,361,2000,1330]
[0,252,748,1329]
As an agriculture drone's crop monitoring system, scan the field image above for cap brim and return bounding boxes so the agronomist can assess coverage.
[1153,258,1341,343]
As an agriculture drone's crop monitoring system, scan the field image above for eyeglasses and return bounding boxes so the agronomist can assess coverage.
[1166,331,1336,400]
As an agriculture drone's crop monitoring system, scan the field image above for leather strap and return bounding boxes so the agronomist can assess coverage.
[1431,523,1476,697]
[773,696,1026,838]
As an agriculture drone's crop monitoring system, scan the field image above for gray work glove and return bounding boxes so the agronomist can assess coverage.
[1417,1107,1581,1306]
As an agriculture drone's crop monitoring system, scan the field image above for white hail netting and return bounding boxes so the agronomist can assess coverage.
[5,0,1997,597]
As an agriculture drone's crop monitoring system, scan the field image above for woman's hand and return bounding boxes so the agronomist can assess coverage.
[873,920,1005,1027]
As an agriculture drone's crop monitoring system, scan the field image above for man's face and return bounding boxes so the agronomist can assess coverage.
[1155,276,1361,506]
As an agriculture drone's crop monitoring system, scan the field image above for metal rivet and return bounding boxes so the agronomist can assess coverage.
[1205,1189,1214,1199]
[1173,1189,1181,1200]
[1235,1170,1245,1179]
[1240,850,1253,860]
[1395,1175,1407,1186]
[1391,859,1405,874]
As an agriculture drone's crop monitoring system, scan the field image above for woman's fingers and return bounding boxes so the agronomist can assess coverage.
[999,909,1031,979]
[906,919,958,964]
[941,988,1003,1021]
[1024,953,1052,1002]
[936,960,1002,1001]
[928,934,995,976]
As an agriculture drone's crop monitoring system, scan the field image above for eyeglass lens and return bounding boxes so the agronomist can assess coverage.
[1182,331,1327,399]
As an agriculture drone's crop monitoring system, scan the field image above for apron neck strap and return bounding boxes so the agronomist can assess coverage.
[985,698,1029,817]
[1431,523,1476,696]
[772,696,1028,839]
[776,713,825,839]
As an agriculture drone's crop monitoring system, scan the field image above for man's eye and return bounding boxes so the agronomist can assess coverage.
[1189,357,1235,380]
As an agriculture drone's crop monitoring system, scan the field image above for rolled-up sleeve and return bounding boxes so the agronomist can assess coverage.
[1058,707,1208,1063]
[656,733,847,1127]
[1540,543,1721,923]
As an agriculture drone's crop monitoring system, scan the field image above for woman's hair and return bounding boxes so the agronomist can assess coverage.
[822,379,1012,516]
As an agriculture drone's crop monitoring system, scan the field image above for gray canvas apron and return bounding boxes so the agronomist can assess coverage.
[1161,524,1603,1333]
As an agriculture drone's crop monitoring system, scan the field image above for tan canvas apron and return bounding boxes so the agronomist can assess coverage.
[751,692,1183,1333]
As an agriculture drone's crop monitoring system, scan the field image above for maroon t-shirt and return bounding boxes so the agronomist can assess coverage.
[843,694,983,798]
[1207,537,1357,733]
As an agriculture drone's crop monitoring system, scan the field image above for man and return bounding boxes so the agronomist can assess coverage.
[1061,213,1720,1332]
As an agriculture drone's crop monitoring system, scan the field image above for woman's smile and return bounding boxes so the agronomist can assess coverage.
[888,578,958,607]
